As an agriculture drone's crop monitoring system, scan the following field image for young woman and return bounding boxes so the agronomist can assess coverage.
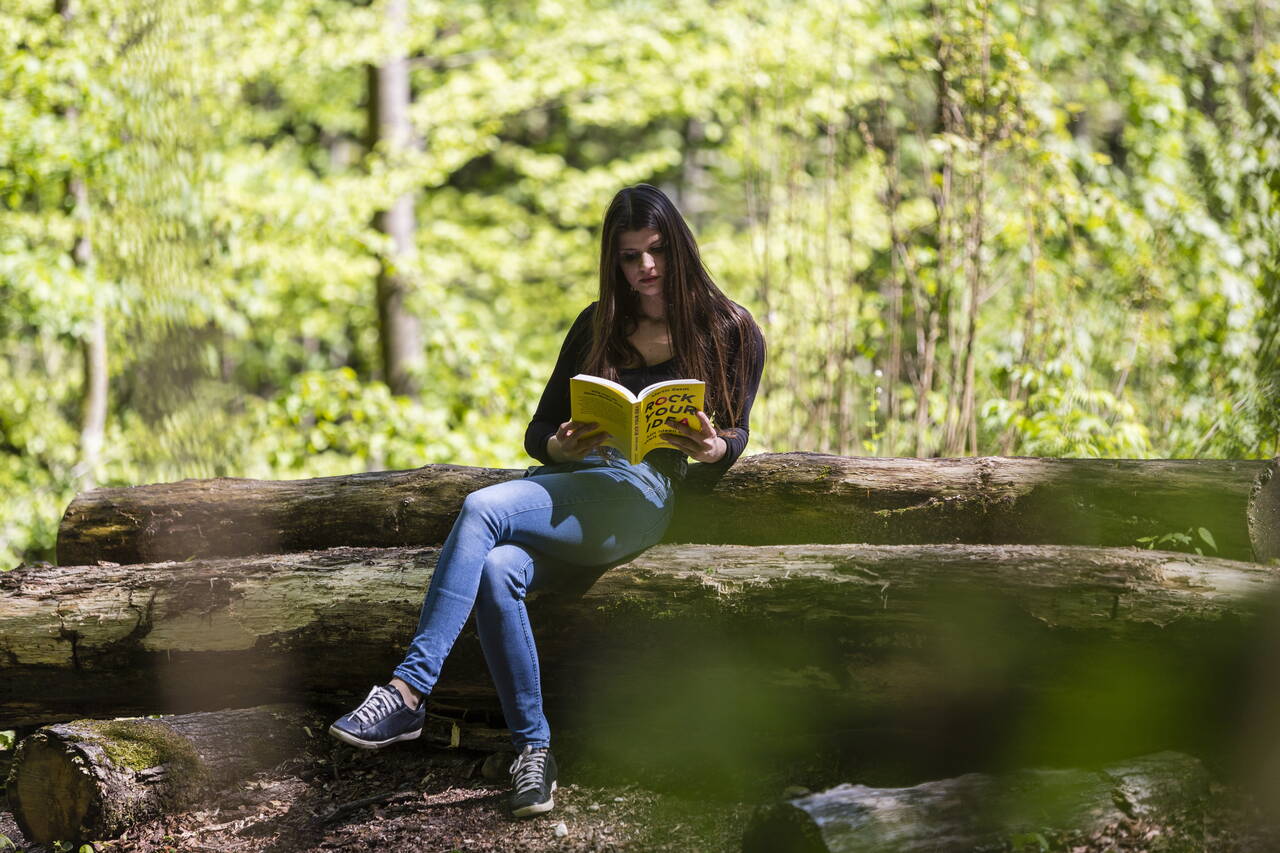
[330,183,766,817]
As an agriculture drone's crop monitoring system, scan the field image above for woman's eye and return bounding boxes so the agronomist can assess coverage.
[619,245,666,264]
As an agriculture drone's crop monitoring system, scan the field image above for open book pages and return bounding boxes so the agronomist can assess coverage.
[569,374,706,465]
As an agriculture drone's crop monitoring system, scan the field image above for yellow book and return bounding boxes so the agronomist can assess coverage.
[569,374,706,465]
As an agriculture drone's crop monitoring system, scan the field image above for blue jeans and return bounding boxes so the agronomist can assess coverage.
[393,450,676,748]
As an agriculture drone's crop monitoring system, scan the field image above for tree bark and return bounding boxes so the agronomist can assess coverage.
[5,705,317,845]
[57,453,1280,566]
[4,543,1276,736]
[742,751,1209,853]
[368,0,422,398]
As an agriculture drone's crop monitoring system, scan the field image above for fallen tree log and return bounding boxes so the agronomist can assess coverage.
[55,463,519,566]
[4,544,1276,777]
[741,750,1209,853]
[5,705,317,845]
[55,453,1280,565]
[672,454,1280,564]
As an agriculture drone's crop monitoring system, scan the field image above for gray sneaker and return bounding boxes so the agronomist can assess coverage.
[509,745,558,817]
[329,685,425,749]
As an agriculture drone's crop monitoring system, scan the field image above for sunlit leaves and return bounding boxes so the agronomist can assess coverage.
[1,0,1277,569]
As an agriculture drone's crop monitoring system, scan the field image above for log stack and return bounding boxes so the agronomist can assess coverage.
[26,455,1280,741]
[5,452,1280,844]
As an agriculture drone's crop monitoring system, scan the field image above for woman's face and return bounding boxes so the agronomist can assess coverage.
[617,228,666,301]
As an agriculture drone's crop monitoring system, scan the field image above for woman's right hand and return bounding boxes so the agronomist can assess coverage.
[547,420,611,462]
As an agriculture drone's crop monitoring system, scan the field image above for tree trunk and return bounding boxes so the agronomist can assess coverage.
[57,453,1280,566]
[6,705,317,845]
[5,543,1276,749]
[77,311,107,490]
[679,117,709,228]
[368,0,422,397]
[742,751,1209,853]
[55,0,107,492]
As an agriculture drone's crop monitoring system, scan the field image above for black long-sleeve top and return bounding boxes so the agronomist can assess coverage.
[524,302,766,486]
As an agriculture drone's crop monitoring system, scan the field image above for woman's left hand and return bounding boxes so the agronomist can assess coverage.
[661,411,726,463]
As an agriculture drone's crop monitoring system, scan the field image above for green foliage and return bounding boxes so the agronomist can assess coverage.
[1136,525,1219,555]
[1,0,1277,566]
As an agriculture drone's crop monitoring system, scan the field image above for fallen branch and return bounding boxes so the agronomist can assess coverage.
[320,788,417,824]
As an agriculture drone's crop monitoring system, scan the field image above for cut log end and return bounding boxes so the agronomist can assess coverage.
[1250,458,1280,565]
[7,733,100,846]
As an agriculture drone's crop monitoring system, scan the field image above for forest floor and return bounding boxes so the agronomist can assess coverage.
[0,738,760,853]
[3,739,1280,852]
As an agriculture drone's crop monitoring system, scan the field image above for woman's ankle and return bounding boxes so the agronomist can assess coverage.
[390,677,422,710]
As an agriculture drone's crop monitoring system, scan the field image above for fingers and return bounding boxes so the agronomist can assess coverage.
[661,411,721,462]
[660,432,699,454]
[664,411,714,438]
[556,420,611,460]
[559,420,598,434]
[557,420,598,440]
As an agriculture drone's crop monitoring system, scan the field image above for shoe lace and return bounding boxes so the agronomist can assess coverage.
[509,747,547,795]
[350,686,399,727]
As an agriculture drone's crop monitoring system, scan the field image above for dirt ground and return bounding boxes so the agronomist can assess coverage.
[3,740,1280,852]
[0,739,758,853]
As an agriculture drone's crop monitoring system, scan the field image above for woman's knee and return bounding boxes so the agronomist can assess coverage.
[460,479,533,526]
[476,543,533,606]
[460,484,500,520]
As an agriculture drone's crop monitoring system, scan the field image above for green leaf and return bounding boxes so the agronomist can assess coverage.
[1198,527,1217,552]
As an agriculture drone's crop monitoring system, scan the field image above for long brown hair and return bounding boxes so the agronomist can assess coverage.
[585,184,762,433]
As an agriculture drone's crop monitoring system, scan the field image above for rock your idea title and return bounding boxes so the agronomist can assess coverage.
[644,392,699,426]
